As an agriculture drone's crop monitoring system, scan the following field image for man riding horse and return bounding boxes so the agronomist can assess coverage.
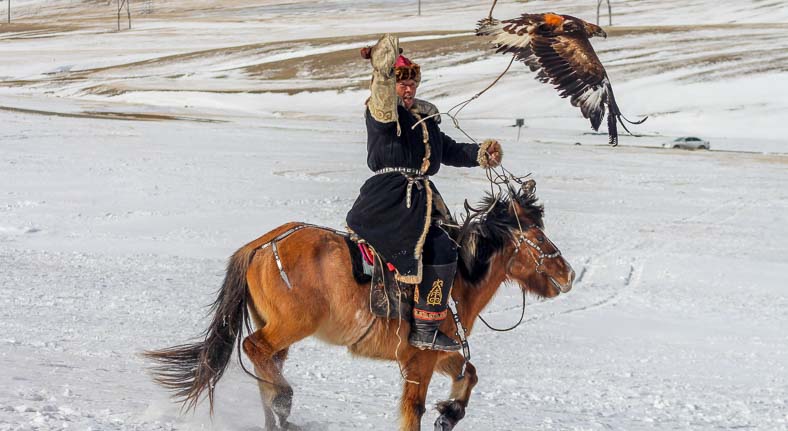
[347,34,503,352]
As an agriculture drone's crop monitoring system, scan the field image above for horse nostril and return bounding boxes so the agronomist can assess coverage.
[561,268,576,293]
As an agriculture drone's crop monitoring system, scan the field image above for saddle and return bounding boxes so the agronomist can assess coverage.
[347,239,414,320]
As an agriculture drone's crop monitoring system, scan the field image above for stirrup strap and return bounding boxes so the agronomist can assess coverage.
[447,296,471,378]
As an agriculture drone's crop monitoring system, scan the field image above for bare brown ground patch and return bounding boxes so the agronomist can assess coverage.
[0,23,80,35]
[6,22,787,98]
[71,31,465,77]
[72,31,478,95]
[243,32,483,88]
[0,105,223,122]
[605,23,788,37]
[70,23,787,88]
[717,152,788,166]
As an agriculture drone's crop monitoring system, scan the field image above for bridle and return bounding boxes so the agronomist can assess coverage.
[462,166,568,332]
[505,193,563,277]
[509,226,563,276]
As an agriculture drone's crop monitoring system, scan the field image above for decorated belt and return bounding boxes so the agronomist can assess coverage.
[373,167,422,176]
[372,167,429,209]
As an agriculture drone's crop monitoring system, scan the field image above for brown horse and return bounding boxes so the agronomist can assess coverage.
[144,186,575,431]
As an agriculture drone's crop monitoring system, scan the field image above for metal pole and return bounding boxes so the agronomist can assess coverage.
[8,0,11,24]
[418,0,421,16]
[597,0,613,27]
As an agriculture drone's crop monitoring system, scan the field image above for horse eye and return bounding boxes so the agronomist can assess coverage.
[537,235,544,242]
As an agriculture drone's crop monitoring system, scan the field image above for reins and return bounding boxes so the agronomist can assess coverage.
[411,56,514,146]
[478,288,526,332]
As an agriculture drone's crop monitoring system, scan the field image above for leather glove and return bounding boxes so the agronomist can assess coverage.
[478,139,503,168]
[369,34,399,76]
[365,34,400,125]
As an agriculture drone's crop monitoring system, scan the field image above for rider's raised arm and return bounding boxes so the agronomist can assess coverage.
[366,34,399,133]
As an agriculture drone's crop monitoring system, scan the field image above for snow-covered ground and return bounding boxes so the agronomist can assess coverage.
[1,1,787,430]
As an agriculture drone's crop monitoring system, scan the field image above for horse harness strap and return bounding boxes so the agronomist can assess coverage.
[512,227,562,275]
[257,223,349,289]
[373,167,429,209]
[446,296,471,378]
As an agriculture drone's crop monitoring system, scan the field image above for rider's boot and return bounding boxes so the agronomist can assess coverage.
[409,262,461,352]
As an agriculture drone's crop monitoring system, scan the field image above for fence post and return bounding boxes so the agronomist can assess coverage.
[117,0,131,31]
[596,0,612,26]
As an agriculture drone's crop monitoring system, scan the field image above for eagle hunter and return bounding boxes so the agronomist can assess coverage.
[476,13,646,146]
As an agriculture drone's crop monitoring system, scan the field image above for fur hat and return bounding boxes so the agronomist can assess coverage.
[394,55,421,83]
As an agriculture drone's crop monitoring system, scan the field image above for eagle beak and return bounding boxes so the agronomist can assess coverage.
[598,29,608,39]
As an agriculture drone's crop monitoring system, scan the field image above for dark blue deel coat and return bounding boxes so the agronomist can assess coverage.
[346,100,480,283]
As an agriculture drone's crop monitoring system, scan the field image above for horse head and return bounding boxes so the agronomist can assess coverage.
[458,180,574,299]
[505,184,574,298]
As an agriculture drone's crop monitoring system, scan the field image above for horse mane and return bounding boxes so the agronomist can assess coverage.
[457,187,544,285]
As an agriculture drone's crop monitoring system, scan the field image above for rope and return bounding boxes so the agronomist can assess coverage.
[411,56,516,145]
[487,0,499,20]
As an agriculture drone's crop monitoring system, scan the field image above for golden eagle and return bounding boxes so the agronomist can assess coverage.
[476,13,646,146]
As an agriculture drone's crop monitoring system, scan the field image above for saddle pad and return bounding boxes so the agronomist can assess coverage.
[369,256,414,320]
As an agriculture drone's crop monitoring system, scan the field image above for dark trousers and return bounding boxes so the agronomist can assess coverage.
[421,226,458,266]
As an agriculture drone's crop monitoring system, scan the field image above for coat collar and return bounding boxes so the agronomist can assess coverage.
[398,98,441,124]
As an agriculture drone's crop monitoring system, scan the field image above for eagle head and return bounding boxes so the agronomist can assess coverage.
[584,22,607,39]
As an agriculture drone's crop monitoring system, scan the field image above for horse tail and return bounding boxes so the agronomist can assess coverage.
[143,245,256,414]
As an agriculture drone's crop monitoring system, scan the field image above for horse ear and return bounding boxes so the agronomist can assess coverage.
[521,179,536,197]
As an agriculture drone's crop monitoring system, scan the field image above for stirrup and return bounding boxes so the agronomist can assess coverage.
[409,330,461,352]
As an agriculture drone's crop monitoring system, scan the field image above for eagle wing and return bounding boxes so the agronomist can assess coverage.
[477,16,643,146]
[531,33,609,132]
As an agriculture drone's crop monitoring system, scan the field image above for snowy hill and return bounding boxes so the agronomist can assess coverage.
[1,1,787,430]
[2,0,787,150]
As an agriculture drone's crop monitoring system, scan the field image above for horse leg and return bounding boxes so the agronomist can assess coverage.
[433,353,478,431]
[399,352,439,431]
[251,348,293,430]
[243,325,302,430]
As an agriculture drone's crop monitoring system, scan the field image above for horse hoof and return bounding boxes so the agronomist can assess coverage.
[434,399,464,430]
[274,421,298,431]
[268,420,301,431]
[434,416,454,431]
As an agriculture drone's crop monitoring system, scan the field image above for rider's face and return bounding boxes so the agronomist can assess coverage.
[396,79,418,109]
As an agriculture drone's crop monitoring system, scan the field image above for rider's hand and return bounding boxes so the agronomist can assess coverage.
[369,34,399,74]
[483,139,503,168]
